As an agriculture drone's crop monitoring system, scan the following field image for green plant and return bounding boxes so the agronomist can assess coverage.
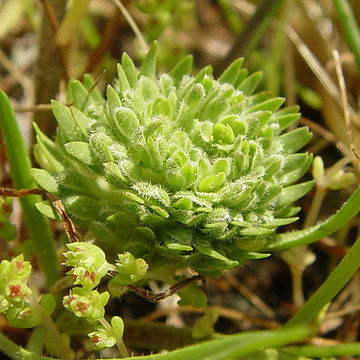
[3,37,360,360]
[32,42,313,278]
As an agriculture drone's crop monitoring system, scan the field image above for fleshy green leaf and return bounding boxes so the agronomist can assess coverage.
[64,142,93,165]
[277,180,315,207]
[140,41,158,79]
[111,316,124,339]
[115,107,140,139]
[238,227,275,236]
[228,248,270,262]
[31,169,58,193]
[51,100,81,141]
[90,133,115,163]
[64,195,100,220]
[71,80,92,111]
[104,162,127,183]
[82,73,104,103]
[280,153,313,186]
[219,58,244,85]
[33,123,64,172]
[69,106,90,138]
[35,200,61,220]
[173,198,193,210]
[198,173,226,193]
[170,55,193,84]
[121,52,138,88]
[195,246,238,267]
[150,205,169,218]
[117,63,130,92]
[279,127,312,154]
[276,112,301,130]
[249,97,285,113]
[166,243,193,251]
[213,123,235,144]
[237,71,262,95]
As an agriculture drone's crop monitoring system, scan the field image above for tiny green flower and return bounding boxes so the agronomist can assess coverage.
[0,254,32,283]
[4,281,31,306]
[63,242,109,289]
[63,242,108,271]
[0,256,48,328]
[63,287,110,321]
[113,252,148,285]
[0,255,32,307]
[71,267,102,290]
[88,327,116,351]
[88,316,124,351]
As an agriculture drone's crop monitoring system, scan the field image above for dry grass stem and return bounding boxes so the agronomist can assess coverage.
[111,0,148,52]
[223,271,275,318]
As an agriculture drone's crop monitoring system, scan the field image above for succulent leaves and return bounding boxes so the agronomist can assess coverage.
[33,43,313,276]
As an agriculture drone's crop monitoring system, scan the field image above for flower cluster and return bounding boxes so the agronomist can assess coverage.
[62,243,134,351]
[0,255,31,310]
[32,43,313,276]
[63,242,109,289]
[63,287,109,321]
[0,255,50,328]
[88,316,124,351]
[62,242,110,320]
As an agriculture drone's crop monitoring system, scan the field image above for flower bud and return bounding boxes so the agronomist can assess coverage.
[113,252,148,285]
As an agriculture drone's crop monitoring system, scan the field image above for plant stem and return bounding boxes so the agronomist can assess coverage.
[289,259,305,307]
[99,317,129,358]
[0,330,47,360]
[303,186,326,229]
[0,91,58,287]
[332,0,360,75]
[287,183,326,307]
[112,0,148,52]
[55,0,90,47]
[28,283,74,359]
[286,233,360,327]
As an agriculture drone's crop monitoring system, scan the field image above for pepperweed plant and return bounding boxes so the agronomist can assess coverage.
[32,43,313,276]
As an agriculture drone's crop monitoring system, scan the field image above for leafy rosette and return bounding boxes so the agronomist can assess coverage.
[32,43,313,276]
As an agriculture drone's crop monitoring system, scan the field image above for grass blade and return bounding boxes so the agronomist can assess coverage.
[283,342,360,358]
[264,185,360,250]
[286,233,360,327]
[125,326,309,360]
[215,0,284,76]
[332,0,360,74]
